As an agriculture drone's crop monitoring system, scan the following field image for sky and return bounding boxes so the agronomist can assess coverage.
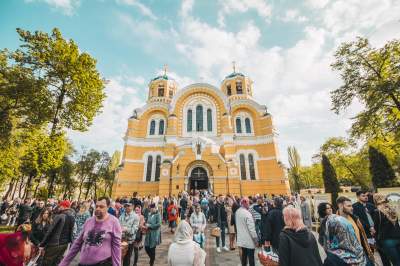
[1,0,400,165]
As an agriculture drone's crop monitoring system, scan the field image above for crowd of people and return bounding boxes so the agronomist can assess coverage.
[0,189,399,266]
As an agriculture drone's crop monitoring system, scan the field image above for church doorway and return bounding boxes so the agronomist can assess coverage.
[189,167,209,191]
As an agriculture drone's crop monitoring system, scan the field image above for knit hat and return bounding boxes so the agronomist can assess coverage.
[59,200,71,208]
[149,203,156,208]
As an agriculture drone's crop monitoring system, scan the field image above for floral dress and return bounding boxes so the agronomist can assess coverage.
[73,211,91,240]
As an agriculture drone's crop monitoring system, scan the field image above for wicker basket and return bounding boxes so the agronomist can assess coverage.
[258,251,279,266]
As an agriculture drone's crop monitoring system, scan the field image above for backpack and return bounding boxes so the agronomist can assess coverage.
[171,207,176,216]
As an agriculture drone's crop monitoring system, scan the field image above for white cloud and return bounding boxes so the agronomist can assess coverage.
[217,0,272,27]
[25,0,80,15]
[68,77,145,153]
[280,9,308,23]
[117,13,165,39]
[322,0,400,36]
[305,0,330,9]
[116,0,157,20]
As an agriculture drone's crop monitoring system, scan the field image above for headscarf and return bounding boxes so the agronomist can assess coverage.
[173,221,205,266]
[325,214,366,265]
[374,193,398,225]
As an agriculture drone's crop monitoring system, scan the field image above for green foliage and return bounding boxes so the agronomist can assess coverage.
[319,137,371,188]
[322,154,341,208]
[369,146,397,189]
[12,28,106,134]
[331,37,400,141]
[287,146,301,192]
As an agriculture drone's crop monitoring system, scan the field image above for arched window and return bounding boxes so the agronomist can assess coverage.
[158,87,164,97]
[159,120,164,135]
[146,156,153,181]
[207,109,212,131]
[248,154,256,180]
[149,120,156,135]
[245,118,251,133]
[227,84,232,96]
[187,109,192,132]
[196,105,203,132]
[155,155,161,181]
[236,81,243,94]
[240,154,246,180]
[236,118,242,133]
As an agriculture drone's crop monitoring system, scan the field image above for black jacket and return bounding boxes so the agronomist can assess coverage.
[279,228,323,266]
[180,198,188,210]
[30,221,51,246]
[214,202,227,224]
[17,203,33,224]
[352,201,375,238]
[373,209,400,241]
[40,209,75,247]
[262,208,284,249]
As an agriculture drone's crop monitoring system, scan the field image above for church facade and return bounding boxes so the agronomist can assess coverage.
[112,69,290,197]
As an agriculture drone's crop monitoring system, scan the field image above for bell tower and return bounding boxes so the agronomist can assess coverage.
[221,61,253,98]
[148,65,178,103]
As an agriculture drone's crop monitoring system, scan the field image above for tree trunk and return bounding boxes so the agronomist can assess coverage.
[23,173,35,199]
[11,177,20,199]
[388,92,400,112]
[4,179,16,199]
[17,176,25,198]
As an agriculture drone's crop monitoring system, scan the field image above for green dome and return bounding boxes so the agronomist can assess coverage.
[150,74,172,82]
[225,72,245,79]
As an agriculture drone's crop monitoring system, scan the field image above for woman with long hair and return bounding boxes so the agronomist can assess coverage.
[373,193,400,266]
[317,202,333,249]
[30,208,52,247]
[225,196,236,250]
[278,206,322,266]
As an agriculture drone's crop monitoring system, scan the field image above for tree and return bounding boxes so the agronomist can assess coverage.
[287,146,302,192]
[320,137,371,188]
[0,50,50,145]
[10,28,106,197]
[369,146,397,189]
[331,37,400,141]
[322,154,341,208]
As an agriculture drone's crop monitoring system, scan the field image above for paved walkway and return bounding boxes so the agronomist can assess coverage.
[71,222,384,266]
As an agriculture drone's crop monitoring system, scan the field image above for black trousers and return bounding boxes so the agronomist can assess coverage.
[145,246,156,266]
[133,246,139,266]
[241,247,255,266]
[123,243,134,266]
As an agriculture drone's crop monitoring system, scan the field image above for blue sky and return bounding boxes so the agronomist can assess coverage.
[1,0,400,165]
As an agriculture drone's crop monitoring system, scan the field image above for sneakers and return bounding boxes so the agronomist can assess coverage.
[216,247,221,253]
[223,246,230,251]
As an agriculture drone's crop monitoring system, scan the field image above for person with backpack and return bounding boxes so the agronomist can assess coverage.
[168,200,178,233]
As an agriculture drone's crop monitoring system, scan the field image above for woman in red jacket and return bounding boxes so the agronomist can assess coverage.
[167,200,178,233]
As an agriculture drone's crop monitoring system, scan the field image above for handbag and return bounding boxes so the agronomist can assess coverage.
[134,229,142,242]
[211,227,221,237]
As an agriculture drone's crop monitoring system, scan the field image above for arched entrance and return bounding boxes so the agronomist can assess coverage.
[189,167,209,191]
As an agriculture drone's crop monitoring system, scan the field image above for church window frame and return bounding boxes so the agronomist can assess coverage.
[227,84,232,96]
[187,109,193,132]
[182,96,217,137]
[236,81,243,94]
[196,105,203,132]
[147,114,167,137]
[155,155,161,181]
[237,150,259,180]
[149,120,156,135]
[235,112,254,136]
[239,154,246,180]
[158,120,165,135]
[145,155,153,181]
[236,118,242,133]
[207,108,212,131]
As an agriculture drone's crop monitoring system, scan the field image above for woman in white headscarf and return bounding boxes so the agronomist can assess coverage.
[167,220,206,266]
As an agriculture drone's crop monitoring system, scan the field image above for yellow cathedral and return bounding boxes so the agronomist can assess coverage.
[112,67,290,198]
